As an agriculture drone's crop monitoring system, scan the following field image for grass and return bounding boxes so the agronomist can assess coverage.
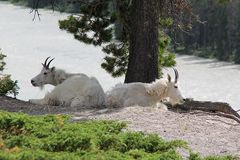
[0,110,238,160]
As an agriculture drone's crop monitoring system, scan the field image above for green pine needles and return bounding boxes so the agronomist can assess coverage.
[101,43,129,77]
[158,31,176,76]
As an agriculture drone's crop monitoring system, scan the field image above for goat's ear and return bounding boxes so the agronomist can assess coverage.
[167,74,171,82]
[51,67,55,72]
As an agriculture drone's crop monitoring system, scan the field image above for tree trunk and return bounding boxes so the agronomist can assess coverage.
[124,0,160,83]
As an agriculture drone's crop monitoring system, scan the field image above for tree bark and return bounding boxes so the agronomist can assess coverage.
[124,0,160,83]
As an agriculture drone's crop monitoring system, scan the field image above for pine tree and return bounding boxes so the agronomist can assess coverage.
[28,0,192,83]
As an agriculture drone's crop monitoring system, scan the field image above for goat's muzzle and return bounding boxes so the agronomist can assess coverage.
[31,80,37,86]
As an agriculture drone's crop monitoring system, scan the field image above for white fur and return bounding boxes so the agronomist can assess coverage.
[30,64,105,107]
[106,78,184,108]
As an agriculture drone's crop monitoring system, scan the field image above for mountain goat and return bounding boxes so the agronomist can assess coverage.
[29,57,105,107]
[106,68,185,107]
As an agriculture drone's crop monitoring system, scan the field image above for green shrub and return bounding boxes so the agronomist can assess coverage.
[98,134,126,152]
[0,111,238,160]
[189,152,237,160]
[0,75,19,97]
[0,50,19,97]
[98,131,188,153]
[41,131,91,152]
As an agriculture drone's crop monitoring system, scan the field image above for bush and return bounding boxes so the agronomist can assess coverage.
[0,75,19,97]
[0,111,238,160]
[0,50,19,97]
[41,131,91,152]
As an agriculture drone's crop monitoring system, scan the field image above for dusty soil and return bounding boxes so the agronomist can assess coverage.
[0,96,240,157]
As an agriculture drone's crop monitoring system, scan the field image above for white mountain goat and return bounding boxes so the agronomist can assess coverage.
[106,68,185,107]
[29,57,105,107]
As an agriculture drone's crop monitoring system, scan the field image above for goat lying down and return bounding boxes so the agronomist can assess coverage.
[30,57,105,107]
[106,69,185,108]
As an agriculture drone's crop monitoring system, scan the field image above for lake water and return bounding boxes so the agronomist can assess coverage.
[1,2,240,110]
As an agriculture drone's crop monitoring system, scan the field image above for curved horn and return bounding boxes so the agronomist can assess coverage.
[42,56,50,68]
[173,68,179,83]
[46,58,55,68]
[167,74,171,82]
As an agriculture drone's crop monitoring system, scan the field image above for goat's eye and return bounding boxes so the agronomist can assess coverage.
[174,86,178,89]
[43,72,47,75]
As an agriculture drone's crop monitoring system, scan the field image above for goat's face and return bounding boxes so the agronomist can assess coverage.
[31,57,55,87]
[166,68,185,105]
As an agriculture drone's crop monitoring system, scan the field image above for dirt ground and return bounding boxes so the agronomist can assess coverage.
[0,96,240,157]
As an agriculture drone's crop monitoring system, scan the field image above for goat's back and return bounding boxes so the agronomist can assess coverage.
[48,75,105,107]
[106,82,155,107]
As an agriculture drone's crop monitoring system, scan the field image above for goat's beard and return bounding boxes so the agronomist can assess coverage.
[38,85,44,90]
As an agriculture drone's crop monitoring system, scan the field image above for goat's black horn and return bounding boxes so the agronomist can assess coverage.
[46,58,55,68]
[173,68,179,83]
[42,56,50,68]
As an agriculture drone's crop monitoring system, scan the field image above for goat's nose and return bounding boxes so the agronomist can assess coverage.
[31,80,35,84]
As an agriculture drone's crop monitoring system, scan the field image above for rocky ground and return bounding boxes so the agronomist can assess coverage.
[0,96,239,157]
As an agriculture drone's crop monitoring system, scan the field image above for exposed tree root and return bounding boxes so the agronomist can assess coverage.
[207,112,240,124]
[166,99,240,123]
